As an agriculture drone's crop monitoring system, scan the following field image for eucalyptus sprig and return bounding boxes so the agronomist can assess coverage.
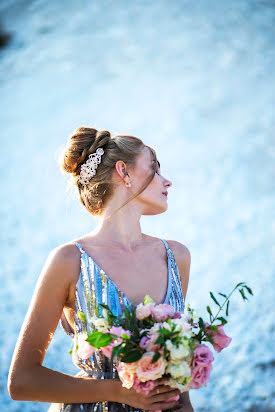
[197,281,253,341]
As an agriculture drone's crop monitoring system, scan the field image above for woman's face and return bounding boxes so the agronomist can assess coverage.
[132,146,172,215]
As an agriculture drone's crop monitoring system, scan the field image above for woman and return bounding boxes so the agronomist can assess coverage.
[8,127,194,411]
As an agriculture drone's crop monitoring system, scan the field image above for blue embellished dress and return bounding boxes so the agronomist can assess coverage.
[48,239,185,412]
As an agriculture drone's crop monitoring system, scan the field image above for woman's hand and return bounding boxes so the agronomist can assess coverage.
[116,377,181,410]
[172,390,194,412]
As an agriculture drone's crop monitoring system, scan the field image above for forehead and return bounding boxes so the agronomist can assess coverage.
[140,146,158,163]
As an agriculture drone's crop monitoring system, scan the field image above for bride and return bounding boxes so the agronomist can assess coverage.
[8,127,194,411]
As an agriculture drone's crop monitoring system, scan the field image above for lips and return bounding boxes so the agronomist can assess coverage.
[162,191,168,197]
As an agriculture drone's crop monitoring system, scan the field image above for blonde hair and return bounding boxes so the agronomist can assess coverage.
[59,126,158,217]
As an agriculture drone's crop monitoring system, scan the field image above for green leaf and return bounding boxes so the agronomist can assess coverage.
[218,292,227,298]
[77,311,86,322]
[122,350,143,363]
[198,317,204,329]
[206,306,213,321]
[236,282,246,288]
[99,303,111,311]
[121,333,130,340]
[155,335,165,346]
[144,295,155,305]
[210,292,220,307]
[111,343,124,363]
[226,300,230,316]
[217,317,227,325]
[86,332,113,348]
[239,288,247,301]
[152,351,161,363]
[244,285,253,295]
[158,328,171,335]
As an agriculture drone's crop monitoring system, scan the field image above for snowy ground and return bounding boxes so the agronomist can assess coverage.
[0,0,274,411]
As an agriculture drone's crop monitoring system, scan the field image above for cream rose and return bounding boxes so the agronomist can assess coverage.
[166,339,190,360]
[136,303,155,320]
[90,316,109,332]
[117,366,135,389]
[76,332,96,360]
[166,361,191,379]
[136,352,166,382]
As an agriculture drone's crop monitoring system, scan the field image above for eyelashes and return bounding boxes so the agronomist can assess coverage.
[153,167,161,176]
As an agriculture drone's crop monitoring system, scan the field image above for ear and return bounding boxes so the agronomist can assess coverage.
[115,160,129,181]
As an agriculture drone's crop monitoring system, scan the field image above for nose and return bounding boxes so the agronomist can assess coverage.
[164,177,172,188]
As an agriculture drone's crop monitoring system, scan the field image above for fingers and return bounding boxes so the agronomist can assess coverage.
[151,384,180,397]
[149,399,180,410]
[151,389,181,404]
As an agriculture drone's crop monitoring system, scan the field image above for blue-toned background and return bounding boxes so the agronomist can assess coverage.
[1,0,274,411]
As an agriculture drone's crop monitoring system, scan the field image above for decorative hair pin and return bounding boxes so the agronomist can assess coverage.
[78,148,104,185]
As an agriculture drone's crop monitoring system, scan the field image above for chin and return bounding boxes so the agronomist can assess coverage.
[142,204,168,215]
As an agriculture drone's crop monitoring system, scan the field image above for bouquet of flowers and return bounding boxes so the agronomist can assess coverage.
[76,282,253,410]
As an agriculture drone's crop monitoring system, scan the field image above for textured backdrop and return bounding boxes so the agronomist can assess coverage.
[1,0,274,411]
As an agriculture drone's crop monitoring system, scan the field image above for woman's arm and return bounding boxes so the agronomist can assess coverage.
[7,244,181,410]
[168,240,194,411]
[7,245,122,404]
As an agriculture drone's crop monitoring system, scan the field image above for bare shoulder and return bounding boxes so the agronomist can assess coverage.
[165,239,192,301]
[166,240,191,264]
[44,242,82,288]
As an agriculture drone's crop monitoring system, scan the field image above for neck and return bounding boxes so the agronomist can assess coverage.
[92,203,144,252]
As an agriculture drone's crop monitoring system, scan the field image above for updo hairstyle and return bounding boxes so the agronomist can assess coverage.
[60,126,158,217]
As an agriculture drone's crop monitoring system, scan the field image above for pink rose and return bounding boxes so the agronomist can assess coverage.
[190,344,214,389]
[139,335,151,350]
[151,303,175,322]
[109,326,131,338]
[145,333,161,352]
[191,344,214,368]
[172,311,183,319]
[101,326,131,359]
[101,337,123,359]
[133,375,158,395]
[77,333,96,360]
[190,364,212,389]
[136,303,155,320]
[136,352,166,382]
[204,323,232,352]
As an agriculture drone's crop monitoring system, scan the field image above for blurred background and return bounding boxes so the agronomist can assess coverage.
[1,0,274,411]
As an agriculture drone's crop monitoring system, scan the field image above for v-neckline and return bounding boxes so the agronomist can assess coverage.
[74,241,172,307]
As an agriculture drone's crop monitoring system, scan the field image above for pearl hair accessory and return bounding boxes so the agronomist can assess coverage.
[78,148,104,185]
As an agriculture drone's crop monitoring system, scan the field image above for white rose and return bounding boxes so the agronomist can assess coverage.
[91,316,109,332]
[166,377,192,392]
[192,311,200,323]
[166,340,190,359]
[167,361,191,379]
[173,344,190,359]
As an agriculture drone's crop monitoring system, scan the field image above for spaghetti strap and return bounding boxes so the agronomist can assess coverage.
[73,242,85,254]
[161,238,169,251]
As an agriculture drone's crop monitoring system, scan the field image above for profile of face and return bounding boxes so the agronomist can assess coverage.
[127,146,172,216]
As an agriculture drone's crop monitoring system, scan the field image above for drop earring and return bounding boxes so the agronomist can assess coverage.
[125,182,131,187]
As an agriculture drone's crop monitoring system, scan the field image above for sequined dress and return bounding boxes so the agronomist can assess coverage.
[48,239,185,412]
